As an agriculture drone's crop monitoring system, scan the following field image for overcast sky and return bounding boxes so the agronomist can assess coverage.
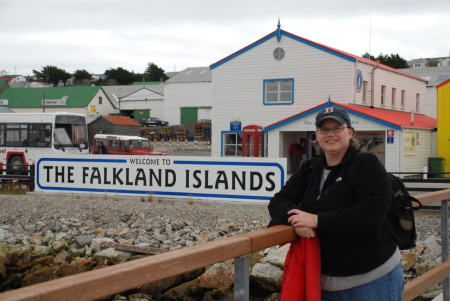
[1,0,449,77]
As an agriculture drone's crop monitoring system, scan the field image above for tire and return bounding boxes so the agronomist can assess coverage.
[9,156,25,175]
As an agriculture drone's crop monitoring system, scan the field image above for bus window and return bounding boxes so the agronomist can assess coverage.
[29,124,51,147]
[54,127,72,149]
[5,124,27,147]
[55,115,88,148]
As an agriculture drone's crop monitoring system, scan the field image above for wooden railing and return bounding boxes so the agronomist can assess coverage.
[0,189,449,301]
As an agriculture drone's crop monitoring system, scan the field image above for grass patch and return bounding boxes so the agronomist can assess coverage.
[0,186,28,195]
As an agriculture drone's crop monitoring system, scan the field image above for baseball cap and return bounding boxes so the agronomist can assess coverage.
[315,106,351,126]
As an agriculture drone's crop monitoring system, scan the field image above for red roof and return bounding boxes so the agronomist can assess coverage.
[264,102,437,132]
[338,103,437,129]
[436,78,450,89]
[0,77,13,82]
[103,116,140,126]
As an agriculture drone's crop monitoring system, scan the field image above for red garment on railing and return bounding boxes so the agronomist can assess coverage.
[281,232,321,301]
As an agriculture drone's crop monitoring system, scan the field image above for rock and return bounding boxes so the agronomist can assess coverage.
[93,248,132,265]
[29,234,44,245]
[261,244,290,269]
[54,250,69,264]
[160,278,202,301]
[0,261,7,279]
[198,261,235,289]
[401,252,418,271]
[203,287,234,301]
[153,229,168,242]
[183,218,194,226]
[42,230,55,245]
[415,260,437,276]
[421,235,441,261]
[90,237,115,253]
[74,235,93,247]
[21,264,92,287]
[139,274,183,295]
[68,244,85,257]
[250,262,283,289]
[52,239,68,253]
[31,246,51,259]
[33,256,54,267]
[197,234,209,245]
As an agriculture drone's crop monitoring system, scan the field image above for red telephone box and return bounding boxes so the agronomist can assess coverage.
[242,125,264,157]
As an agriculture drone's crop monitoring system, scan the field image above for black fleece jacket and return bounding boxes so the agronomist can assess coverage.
[268,148,397,277]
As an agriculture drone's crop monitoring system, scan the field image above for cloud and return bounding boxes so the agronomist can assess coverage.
[1,0,449,76]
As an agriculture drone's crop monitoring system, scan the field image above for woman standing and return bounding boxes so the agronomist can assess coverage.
[269,106,403,301]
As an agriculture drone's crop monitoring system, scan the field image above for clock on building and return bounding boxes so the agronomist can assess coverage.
[356,69,363,93]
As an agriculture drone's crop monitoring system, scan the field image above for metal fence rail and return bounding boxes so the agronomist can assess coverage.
[0,164,35,191]
[0,189,449,301]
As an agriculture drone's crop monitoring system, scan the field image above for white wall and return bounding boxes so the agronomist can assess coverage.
[212,35,355,156]
[425,86,438,118]
[354,62,427,113]
[164,82,212,125]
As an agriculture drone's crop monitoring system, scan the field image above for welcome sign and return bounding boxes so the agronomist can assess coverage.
[35,155,287,202]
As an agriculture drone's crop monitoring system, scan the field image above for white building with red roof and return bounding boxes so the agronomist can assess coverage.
[210,21,436,174]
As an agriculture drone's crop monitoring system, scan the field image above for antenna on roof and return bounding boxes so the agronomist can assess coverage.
[368,0,372,58]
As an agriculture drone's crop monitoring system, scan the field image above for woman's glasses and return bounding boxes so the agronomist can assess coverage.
[316,127,349,134]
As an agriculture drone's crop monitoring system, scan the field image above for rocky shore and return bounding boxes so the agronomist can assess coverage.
[0,193,445,300]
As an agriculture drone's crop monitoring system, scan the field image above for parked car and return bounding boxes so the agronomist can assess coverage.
[92,134,166,155]
[139,117,169,127]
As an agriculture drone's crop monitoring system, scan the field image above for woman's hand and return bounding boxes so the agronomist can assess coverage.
[287,209,318,238]
[293,226,316,238]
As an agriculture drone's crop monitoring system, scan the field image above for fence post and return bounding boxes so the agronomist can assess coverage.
[441,200,449,301]
[29,165,35,191]
[234,255,250,301]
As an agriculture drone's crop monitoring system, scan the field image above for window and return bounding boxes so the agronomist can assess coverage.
[99,97,102,104]
[401,90,405,110]
[362,81,368,104]
[273,47,285,60]
[5,124,27,147]
[264,79,294,105]
[381,85,386,106]
[223,132,242,157]
[416,94,420,112]
[120,141,129,151]
[110,140,118,149]
[391,88,396,108]
[28,124,51,147]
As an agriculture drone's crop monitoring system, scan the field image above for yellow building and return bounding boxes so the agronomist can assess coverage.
[437,79,450,177]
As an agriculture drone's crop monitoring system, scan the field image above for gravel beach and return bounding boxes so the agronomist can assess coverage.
[0,192,442,248]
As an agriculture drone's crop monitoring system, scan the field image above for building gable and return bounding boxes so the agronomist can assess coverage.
[121,87,163,101]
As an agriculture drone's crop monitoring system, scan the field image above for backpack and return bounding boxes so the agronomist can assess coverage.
[350,152,422,250]
[386,173,422,250]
